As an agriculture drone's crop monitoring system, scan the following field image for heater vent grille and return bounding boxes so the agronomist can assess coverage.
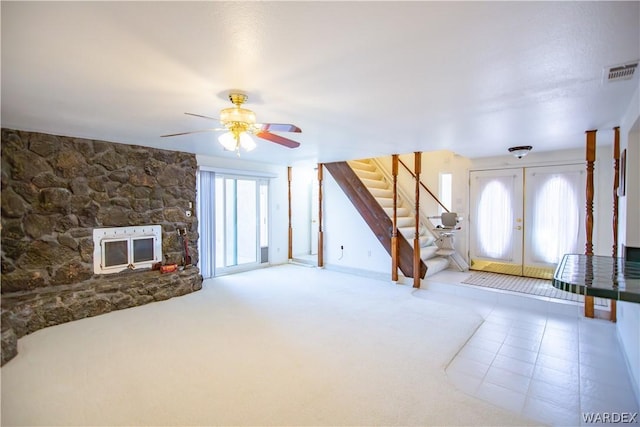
[605,62,638,83]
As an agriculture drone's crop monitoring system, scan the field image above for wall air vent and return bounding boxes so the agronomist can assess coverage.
[604,61,638,83]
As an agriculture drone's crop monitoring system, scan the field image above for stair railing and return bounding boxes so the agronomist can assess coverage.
[397,158,450,214]
[370,157,443,233]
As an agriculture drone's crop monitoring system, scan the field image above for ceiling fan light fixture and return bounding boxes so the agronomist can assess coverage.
[508,145,533,159]
[218,132,238,151]
[239,132,256,151]
[219,106,256,125]
[218,130,256,153]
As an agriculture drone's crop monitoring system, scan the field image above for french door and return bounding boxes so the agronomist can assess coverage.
[470,165,585,279]
[198,171,269,278]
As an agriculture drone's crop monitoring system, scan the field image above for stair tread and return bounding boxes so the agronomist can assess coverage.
[360,178,388,189]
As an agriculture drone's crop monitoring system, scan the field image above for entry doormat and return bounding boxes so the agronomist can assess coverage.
[462,271,607,307]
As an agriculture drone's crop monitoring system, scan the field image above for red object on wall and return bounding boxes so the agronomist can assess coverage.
[160,264,178,274]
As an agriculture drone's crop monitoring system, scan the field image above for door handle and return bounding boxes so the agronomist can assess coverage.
[515,225,522,230]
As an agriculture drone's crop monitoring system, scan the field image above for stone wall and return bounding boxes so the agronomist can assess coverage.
[1,129,203,365]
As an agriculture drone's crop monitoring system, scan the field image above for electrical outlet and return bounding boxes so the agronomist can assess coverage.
[340,245,344,250]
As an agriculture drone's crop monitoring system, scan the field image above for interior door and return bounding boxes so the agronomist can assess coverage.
[469,169,524,275]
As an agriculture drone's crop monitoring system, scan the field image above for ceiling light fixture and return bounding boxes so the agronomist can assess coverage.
[508,145,533,159]
[217,93,258,155]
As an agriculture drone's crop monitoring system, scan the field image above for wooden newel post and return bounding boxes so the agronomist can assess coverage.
[413,152,422,288]
[613,127,620,258]
[391,154,399,282]
[317,164,324,268]
[585,130,596,318]
[288,166,293,261]
[611,126,620,322]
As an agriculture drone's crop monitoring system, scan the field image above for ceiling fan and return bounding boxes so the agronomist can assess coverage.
[162,92,301,154]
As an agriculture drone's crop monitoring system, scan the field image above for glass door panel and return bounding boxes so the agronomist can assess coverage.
[523,164,585,279]
[236,179,257,265]
[212,175,267,275]
[469,168,524,275]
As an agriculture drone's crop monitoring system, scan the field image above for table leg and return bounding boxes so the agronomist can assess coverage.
[585,296,594,318]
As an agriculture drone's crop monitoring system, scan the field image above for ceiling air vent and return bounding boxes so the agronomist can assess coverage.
[604,61,638,83]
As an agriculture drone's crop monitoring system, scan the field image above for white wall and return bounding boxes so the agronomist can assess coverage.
[322,170,393,278]
[615,83,640,406]
[196,155,289,266]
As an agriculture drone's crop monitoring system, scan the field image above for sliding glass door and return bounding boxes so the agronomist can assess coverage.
[199,171,269,278]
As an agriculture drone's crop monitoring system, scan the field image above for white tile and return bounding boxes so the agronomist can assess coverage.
[579,363,632,387]
[536,353,580,377]
[475,381,527,413]
[466,335,503,353]
[497,343,539,364]
[473,327,508,344]
[580,378,638,409]
[492,354,535,378]
[478,321,511,334]
[546,300,581,317]
[522,395,581,427]
[503,335,541,352]
[579,349,625,369]
[447,356,490,380]
[543,326,579,342]
[512,313,547,327]
[528,378,580,411]
[508,325,544,341]
[546,316,579,332]
[484,365,531,394]
[580,392,640,415]
[456,344,497,365]
[532,365,579,393]
[538,340,579,361]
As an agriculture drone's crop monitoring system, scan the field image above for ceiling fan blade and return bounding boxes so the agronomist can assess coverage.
[255,131,301,148]
[257,123,302,133]
[161,128,223,137]
[184,112,221,122]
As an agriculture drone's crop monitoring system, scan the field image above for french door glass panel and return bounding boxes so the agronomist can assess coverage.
[523,164,585,277]
[214,175,266,273]
[469,169,524,275]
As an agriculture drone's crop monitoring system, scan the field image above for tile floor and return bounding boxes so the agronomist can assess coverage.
[420,271,639,426]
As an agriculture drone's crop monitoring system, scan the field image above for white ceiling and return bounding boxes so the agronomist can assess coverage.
[2,1,639,165]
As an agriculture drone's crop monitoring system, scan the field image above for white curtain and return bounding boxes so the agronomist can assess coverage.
[527,170,584,264]
[197,170,216,279]
[475,176,515,261]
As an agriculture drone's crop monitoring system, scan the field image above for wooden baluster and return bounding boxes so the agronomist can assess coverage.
[611,126,620,322]
[585,130,596,318]
[414,152,422,288]
[612,127,620,258]
[317,164,324,268]
[391,155,399,283]
[288,166,293,261]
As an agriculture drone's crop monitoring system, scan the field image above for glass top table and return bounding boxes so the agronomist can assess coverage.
[552,254,640,303]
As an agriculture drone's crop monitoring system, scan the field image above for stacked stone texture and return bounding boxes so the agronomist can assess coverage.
[1,129,203,365]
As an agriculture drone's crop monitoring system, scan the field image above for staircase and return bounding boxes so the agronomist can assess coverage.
[323,161,426,279]
[345,159,454,277]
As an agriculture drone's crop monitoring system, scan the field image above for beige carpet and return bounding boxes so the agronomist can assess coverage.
[1,265,534,426]
[462,271,608,307]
